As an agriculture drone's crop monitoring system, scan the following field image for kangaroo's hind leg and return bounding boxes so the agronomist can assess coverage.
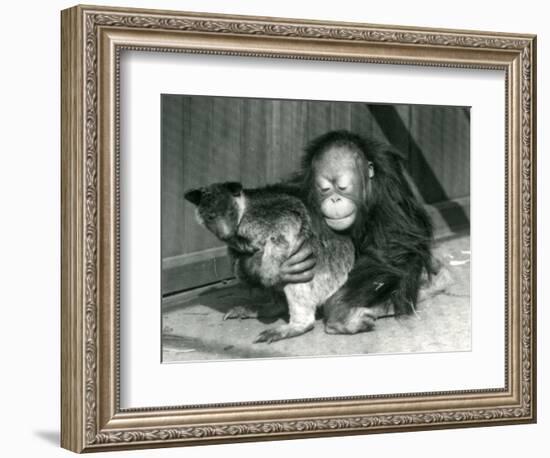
[254,283,316,343]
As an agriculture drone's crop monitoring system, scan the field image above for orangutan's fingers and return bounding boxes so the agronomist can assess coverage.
[280,270,315,284]
[281,257,316,275]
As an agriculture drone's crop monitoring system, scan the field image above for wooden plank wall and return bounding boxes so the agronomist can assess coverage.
[161,95,470,294]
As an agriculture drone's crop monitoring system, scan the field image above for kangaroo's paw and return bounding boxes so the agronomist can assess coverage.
[254,324,313,343]
[223,305,258,321]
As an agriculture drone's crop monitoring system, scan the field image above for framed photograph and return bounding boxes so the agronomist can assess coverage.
[61,4,537,453]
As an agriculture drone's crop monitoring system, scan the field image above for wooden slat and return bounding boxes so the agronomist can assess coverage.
[161,95,186,258]
[273,100,308,180]
[181,96,215,254]
[240,98,269,187]
[408,105,471,203]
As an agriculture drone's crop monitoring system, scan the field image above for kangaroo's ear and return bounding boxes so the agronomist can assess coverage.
[184,189,202,206]
[225,182,243,197]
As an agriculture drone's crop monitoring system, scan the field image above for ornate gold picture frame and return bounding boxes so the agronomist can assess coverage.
[61,4,536,453]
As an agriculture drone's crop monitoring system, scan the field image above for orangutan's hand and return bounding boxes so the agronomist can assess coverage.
[280,237,316,283]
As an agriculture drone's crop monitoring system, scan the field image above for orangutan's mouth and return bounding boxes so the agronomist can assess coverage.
[324,213,355,230]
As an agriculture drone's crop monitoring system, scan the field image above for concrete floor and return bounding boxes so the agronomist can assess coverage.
[162,233,471,363]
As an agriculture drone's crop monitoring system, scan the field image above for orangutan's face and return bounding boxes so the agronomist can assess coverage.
[313,147,366,231]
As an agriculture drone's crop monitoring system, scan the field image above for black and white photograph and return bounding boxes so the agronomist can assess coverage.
[161,95,471,362]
